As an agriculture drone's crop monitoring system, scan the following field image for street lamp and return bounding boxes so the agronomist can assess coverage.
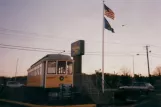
[15,58,19,81]
[132,55,135,77]
[132,54,140,78]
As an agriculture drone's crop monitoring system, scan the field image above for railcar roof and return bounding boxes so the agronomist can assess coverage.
[29,54,72,69]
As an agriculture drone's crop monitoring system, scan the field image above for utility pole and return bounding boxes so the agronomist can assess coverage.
[146,46,151,83]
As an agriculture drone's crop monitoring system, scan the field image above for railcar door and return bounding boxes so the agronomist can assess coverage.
[45,61,57,88]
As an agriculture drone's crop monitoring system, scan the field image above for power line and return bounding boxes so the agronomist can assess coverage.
[150,55,161,58]
[0,27,67,39]
[2,28,160,49]
[150,44,161,49]
[151,53,161,56]
[0,45,142,57]
[0,43,145,55]
[0,43,63,52]
[0,46,61,53]
[150,53,161,58]
[0,31,142,46]
[0,27,146,47]
[0,32,67,41]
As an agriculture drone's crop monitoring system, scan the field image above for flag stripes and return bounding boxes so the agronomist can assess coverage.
[104,4,115,20]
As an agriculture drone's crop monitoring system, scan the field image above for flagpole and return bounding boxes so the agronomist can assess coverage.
[102,0,105,93]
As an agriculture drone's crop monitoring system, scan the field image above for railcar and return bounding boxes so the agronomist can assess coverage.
[27,54,73,88]
[0,54,95,106]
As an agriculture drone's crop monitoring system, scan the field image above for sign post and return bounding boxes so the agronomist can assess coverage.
[71,40,85,91]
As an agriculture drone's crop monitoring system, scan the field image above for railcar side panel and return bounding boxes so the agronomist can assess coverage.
[45,75,73,88]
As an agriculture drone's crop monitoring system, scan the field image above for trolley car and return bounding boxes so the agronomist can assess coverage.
[27,54,73,88]
[0,54,95,106]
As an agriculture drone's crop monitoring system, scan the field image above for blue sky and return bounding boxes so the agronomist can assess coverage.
[0,0,161,76]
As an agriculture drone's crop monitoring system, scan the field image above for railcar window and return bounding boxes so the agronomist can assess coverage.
[57,61,66,74]
[47,61,56,74]
[67,61,73,74]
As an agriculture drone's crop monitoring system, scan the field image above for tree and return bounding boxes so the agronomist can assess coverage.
[153,66,161,76]
[119,67,132,85]
[120,67,131,76]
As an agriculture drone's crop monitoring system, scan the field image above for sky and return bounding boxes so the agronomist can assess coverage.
[0,0,161,77]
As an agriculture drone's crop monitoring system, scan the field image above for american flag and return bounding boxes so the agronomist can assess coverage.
[104,4,115,20]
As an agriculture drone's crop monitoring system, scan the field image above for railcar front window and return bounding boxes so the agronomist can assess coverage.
[47,61,56,74]
[57,61,66,74]
[67,61,73,74]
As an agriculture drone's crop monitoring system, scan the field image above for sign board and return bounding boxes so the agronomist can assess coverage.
[71,40,84,57]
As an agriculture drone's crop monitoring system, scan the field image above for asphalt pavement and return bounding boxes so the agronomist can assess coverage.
[0,92,161,107]
[1,86,161,107]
